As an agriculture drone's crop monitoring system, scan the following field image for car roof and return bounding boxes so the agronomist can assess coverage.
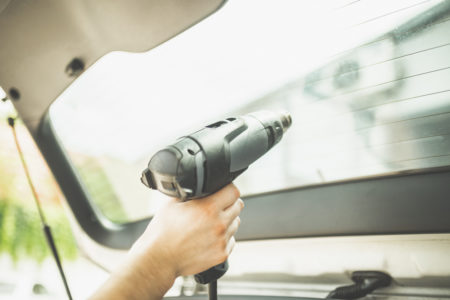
[0,0,225,134]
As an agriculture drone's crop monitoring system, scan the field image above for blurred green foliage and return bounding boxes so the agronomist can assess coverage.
[0,198,78,264]
[0,109,78,264]
[74,156,128,223]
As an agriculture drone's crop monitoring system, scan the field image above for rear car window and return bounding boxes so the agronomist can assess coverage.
[50,0,450,223]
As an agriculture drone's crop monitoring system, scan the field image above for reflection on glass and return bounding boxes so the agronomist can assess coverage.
[50,0,450,222]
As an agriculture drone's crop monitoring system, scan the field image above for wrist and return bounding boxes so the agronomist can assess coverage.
[129,239,179,294]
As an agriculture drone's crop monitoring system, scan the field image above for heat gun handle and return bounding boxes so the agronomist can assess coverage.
[194,260,229,284]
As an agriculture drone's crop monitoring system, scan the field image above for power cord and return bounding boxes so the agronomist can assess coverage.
[208,280,218,300]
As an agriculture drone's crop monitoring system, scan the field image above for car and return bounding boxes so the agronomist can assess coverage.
[1,0,450,299]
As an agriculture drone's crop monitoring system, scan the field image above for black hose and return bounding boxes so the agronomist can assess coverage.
[327,271,392,299]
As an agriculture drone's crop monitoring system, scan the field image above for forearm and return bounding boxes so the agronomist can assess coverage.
[89,185,242,300]
[89,244,177,300]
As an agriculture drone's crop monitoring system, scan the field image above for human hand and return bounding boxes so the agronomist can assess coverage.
[129,184,244,278]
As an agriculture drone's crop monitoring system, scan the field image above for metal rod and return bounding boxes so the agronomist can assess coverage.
[8,117,73,300]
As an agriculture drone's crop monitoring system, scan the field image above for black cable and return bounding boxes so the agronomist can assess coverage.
[208,280,218,300]
[327,271,392,299]
[8,117,73,300]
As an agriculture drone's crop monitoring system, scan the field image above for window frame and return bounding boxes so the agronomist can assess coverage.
[36,113,450,249]
[30,0,450,249]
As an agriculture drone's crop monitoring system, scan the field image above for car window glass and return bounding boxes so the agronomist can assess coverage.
[50,0,450,223]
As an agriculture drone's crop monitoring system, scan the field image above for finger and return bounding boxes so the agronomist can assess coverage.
[226,236,236,255]
[206,184,240,210]
[225,216,240,241]
[223,198,244,226]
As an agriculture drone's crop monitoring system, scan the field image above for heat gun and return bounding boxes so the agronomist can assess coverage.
[141,110,291,284]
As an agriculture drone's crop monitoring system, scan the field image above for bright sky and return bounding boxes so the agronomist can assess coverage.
[50,0,438,162]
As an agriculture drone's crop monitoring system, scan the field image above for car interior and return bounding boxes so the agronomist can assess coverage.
[0,0,449,299]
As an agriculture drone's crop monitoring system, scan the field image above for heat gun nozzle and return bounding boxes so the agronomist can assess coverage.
[280,112,292,133]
